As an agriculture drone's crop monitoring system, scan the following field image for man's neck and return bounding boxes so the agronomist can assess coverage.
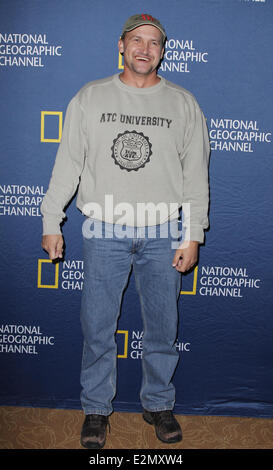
[119,70,160,88]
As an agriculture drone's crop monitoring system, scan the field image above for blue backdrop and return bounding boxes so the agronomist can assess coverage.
[1,0,273,418]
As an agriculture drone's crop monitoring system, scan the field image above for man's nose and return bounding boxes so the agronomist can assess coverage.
[140,41,149,55]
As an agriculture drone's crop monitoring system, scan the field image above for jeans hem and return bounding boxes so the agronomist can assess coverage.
[142,406,174,412]
[83,409,112,416]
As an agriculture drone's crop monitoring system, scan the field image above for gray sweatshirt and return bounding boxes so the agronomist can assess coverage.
[41,73,210,242]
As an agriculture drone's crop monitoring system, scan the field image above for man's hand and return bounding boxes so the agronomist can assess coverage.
[172,240,199,273]
[41,234,64,260]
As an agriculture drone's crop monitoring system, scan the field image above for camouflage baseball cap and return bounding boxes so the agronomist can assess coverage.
[121,13,166,40]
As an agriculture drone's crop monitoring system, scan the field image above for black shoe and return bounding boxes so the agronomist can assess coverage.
[80,414,109,449]
[143,409,182,444]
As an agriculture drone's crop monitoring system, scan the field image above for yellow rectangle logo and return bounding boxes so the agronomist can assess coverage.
[37,259,59,289]
[181,266,198,295]
[117,330,128,358]
[41,111,63,143]
[118,52,124,70]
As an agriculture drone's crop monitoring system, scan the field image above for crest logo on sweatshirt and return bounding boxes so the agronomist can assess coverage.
[111,130,152,171]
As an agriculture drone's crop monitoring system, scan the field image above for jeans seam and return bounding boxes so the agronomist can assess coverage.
[134,270,148,402]
[109,272,131,399]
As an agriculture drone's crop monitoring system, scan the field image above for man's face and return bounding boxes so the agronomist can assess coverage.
[119,25,164,77]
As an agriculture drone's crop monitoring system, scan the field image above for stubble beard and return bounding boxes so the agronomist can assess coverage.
[131,63,156,76]
[126,56,159,77]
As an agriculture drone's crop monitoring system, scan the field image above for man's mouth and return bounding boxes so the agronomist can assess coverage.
[135,56,150,62]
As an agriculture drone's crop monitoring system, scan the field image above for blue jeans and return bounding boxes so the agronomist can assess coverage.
[80,218,182,416]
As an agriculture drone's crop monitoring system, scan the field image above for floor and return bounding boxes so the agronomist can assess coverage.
[0,406,273,449]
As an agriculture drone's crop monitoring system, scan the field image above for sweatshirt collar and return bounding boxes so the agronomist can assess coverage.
[113,73,165,94]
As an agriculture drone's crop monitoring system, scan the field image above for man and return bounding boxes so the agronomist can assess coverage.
[41,14,210,449]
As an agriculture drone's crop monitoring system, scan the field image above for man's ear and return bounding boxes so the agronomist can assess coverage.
[118,38,124,55]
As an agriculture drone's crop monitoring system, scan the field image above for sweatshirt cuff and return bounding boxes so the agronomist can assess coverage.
[42,216,62,236]
[183,224,204,244]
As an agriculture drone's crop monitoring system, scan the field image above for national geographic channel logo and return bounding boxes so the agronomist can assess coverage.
[209,118,272,153]
[198,266,261,297]
[37,259,83,290]
[0,33,63,68]
[0,324,54,355]
[0,184,45,217]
